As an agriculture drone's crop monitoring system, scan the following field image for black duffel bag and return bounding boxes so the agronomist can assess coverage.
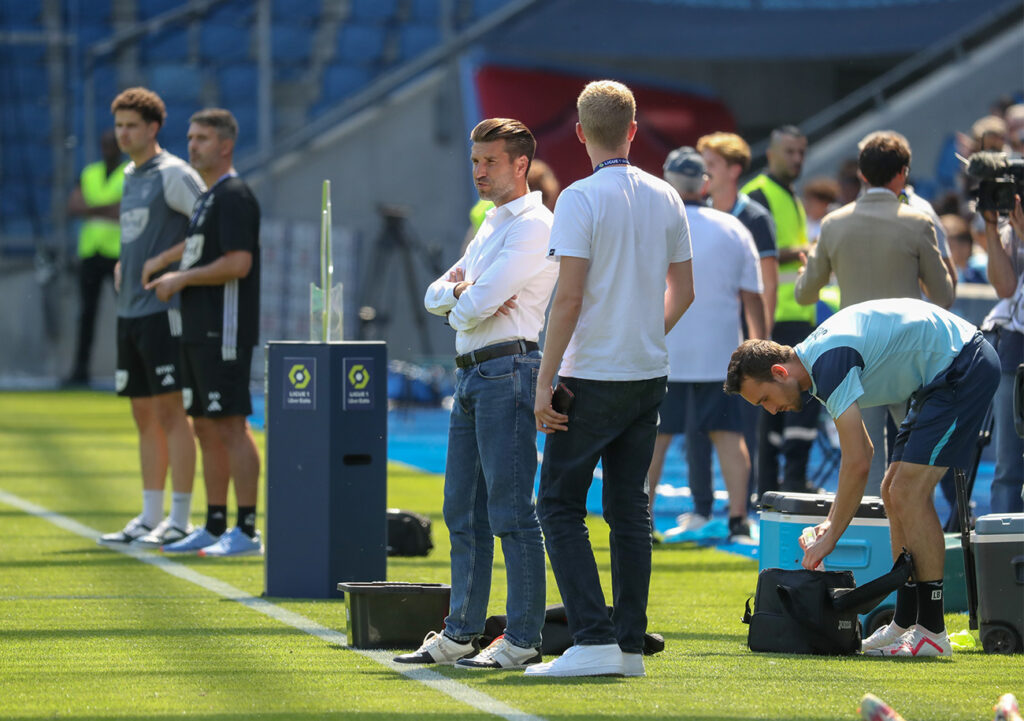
[386,509,433,557]
[742,550,913,655]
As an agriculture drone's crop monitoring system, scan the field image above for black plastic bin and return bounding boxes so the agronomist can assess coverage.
[338,582,451,649]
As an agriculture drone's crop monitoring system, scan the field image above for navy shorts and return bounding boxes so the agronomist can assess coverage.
[116,310,183,398]
[659,381,743,436]
[890,333,1000,469]
[181,343,254,419]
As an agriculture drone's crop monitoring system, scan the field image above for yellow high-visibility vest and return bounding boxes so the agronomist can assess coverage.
[78,160,126,259]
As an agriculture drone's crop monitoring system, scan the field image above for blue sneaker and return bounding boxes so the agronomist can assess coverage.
[161,527,222,554]
[197,527,263,557]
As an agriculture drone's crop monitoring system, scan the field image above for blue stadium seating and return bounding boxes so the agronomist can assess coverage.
[335,23,387,64]
[205,0,254,24]
[230,103,258,152]
[137,0,184,20]
[271,23,313,64]
[321,64,371,100]
[75,22,113,51]
[217,64,259,104]
[472,0,509,18]
[398,23,441,61]
[148,64,202,104]
[200,22,251,63]
[90,64,120,108]
[272,0,321,24]
[0,0,40,28]
[348,0,397,22]
[139,25,189,63]
[408,0,442,23]
[77,0,113,22]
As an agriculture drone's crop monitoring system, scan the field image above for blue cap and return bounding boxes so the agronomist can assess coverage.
[663,146,705,177]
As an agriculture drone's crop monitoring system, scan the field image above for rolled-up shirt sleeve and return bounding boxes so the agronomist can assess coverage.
[424,258,466,316]
[447,216,551,331]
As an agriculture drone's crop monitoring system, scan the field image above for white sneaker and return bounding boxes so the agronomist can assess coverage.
[131,517,193,548]
[523,643,624,677]
[455,635,541,670]
[622,652,646,677]
[97,515,152,546]
[861,621,910,652]
[393,631,476,665]
[663,513,710,541]
[863,625,952,658]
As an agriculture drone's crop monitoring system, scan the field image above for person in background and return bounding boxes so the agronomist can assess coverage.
[941,214,987,283]
[65,130,127,387]
[801,177,839,244]
[836,158,862,207]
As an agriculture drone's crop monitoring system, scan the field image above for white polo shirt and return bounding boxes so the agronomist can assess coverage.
[424,190,557,356]
[548,165,692,381]
[666,204,762,382]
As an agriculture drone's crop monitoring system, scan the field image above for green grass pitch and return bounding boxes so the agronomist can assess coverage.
[0,390,1018,720]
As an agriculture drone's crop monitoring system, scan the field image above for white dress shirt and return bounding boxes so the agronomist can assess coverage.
[425,190,557,356]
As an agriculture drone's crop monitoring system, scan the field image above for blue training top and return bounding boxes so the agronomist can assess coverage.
[794,298,978,419]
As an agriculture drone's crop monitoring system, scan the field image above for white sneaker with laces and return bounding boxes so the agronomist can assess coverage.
[393,630,476,665]
[455,635,541,670]
[863,625,952,658]
[131,517,193,548]
[523,643,624,677]
[97,515,152,546]
[861,621,910,652]
[197,528,263,557]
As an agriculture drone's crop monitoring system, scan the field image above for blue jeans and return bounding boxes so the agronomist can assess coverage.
[538,376,666,654]
[442,350,545,648]
[991,369,1024,513]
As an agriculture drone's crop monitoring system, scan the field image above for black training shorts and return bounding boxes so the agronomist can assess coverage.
[116,310,183,398]
[181,343,254,418]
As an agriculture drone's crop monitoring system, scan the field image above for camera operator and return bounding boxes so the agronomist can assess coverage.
[980,194,1024,513]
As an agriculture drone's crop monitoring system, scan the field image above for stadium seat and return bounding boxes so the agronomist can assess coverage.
[217,64,259,104]
[78,0,113,22]
[75,22,113,51]
[272,0,321,25]
[230,103,259,152]
[200,22,251,62]
[136,0,184,20]
[398,23,441,61]
[271,23,313,64]
[408,0,442,23]
[139,25,189,63]
[335,23,387,64]
[472,0,509,18]
[348,0,398,22]
[90,63,120,107]
[205,0,254,24]
[148,64,202,104]
[320,63,371,101]
[0,0,40,28]
[7,64,48,95]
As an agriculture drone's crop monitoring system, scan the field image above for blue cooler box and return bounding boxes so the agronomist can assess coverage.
[759,492,893,628]
[973,513,1024,654]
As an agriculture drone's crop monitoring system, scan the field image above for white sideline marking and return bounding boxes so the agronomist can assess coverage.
[0,488,546,721]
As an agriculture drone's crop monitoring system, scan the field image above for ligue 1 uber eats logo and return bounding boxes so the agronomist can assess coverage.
[288,364,310,389]
[347,364,369,390]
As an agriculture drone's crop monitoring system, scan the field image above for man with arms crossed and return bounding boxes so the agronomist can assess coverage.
[725,298,999,657]
[146,109,263,557]
[98,88,202,548]
[399,118,556,669]
[532,80,694,678]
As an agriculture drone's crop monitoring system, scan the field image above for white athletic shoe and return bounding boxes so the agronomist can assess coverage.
[523,644,624,677]
[393,630,476,665]
[455,635,541,670]
[97,515,152,546]
[863,625,952,658]
[861,621,910,652]
[131,517,193,548]
[663,513,710,541]
[621,652,646,677]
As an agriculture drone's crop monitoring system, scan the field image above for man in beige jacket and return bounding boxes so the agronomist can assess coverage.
[795,130,953,495]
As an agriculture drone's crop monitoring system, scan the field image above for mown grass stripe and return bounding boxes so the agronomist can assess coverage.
[0,487,546,721]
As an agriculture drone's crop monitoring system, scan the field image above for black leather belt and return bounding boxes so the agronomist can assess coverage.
[455,340,539,369]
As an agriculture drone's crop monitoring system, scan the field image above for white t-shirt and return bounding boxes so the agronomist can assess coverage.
[666,204,762,382]
[548,165,692,380]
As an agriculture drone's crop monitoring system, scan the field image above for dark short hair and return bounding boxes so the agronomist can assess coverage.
[111,87,167,128]
[189,108,238,141]
[470,118,536,169]
[723,339,792,395]
[858,131,911,187]
[770,124,805,145]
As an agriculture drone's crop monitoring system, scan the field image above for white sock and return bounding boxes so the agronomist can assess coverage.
[141,489,164,528]
[170,492,192,529]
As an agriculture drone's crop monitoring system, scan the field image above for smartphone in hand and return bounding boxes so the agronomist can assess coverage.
[551,382,574,414]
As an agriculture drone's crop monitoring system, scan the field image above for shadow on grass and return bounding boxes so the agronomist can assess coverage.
[2,625,321,640]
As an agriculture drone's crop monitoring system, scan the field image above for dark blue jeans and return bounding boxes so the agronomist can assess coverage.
[537,375,666,654]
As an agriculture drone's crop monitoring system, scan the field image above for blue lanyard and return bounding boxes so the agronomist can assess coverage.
[593,157,629,172]
[190,171,238,227]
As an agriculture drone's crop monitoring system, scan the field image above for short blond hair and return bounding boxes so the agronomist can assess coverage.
[577,80,635,151]
[696,132,751,172]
